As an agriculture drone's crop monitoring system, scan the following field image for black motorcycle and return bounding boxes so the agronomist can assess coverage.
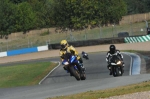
[110,55,124,77]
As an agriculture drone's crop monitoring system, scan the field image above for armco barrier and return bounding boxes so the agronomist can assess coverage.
[0,52,7,57]
[1,36,150,57]
[0,38,125,57]
[37,45,49,51]
[0,45,48,57]
[2,35,150,57]
[7,47,38,56]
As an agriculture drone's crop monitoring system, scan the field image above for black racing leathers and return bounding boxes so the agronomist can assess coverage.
[106,50,124,68]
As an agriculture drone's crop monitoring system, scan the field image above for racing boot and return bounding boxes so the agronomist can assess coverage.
[77,57,85,71]
[63,67,73,76]
[107,65,112,75]
[122,62,125,73]
[109,70,112,75]
[76,62,85,72]
[79,62,86,71]
[63,66,69,73]
[109,67,112,75]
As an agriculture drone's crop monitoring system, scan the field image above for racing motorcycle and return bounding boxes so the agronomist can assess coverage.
[110,55,124,77]
[62,53,86,81]
[82,51,89,60]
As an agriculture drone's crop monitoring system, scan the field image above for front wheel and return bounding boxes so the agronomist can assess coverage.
[69,66,80,81]
[112,66,122,77]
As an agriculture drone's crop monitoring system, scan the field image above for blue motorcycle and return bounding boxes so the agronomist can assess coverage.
[62,53,86,81]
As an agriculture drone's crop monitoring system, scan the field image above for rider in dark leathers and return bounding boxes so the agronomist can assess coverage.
[82,51,88,59]
[106,44,125,75]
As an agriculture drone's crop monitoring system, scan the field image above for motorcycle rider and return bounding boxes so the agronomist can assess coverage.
[82,51,88,59]
[59,40,85,75]
[106,44,125,75]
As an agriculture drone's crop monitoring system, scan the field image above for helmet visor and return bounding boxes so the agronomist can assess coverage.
[110,47,115,54]
[61,44,67,49]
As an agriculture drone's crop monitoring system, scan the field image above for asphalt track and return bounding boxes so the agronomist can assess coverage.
[40,52,131,84]
[0,52,150,99]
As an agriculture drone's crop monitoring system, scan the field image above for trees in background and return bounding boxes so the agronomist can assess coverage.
[1,0,150,37]
[14,2,36,33]
[124,0,150,15]
[51,0,127,29]
[0,0,16,38]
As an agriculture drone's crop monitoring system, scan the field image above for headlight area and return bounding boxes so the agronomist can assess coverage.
[117,61,121,65]
[64,62,69,65]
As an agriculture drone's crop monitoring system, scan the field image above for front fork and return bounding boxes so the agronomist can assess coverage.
[120,66,124,73]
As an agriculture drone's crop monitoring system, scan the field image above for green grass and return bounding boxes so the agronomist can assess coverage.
[47,80,150,99]
[0,62,58,88]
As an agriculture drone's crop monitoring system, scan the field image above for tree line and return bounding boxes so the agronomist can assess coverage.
[0,0,150,37]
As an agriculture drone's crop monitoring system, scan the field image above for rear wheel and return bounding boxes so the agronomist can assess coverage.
[80,71,86,80]
[86,57,89,60]
[69,66,80,81]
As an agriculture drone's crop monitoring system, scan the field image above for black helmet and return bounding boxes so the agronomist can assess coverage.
[82,51,85,54]
[109,44,116,54]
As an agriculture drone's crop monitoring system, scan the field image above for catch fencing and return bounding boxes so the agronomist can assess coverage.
[0,13,150,52]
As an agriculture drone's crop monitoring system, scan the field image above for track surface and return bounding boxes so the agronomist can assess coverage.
[41,52,131,84]
[0,52,138,99]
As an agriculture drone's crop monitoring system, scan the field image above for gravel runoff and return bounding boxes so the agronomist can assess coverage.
[98,91,150,99]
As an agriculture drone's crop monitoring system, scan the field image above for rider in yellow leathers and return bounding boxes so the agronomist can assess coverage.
[59,40,85,75]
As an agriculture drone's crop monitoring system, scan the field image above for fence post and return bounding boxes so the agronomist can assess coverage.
[112,24,114,38]
[99,24,102,38]
[7,39,8,51]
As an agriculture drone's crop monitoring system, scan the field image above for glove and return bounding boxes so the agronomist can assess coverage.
[70,50,75,55]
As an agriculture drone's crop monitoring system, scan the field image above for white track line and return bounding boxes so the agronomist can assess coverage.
[39,61,61,85]
[122,52,133,75]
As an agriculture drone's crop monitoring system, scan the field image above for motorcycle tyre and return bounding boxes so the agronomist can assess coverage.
[85,57,89,60]
[80,71,86,80]
[112,66,122,77]
[69,66,80,81]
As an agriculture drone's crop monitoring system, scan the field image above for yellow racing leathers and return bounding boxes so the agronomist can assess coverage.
[59,45,82,62]
[59,45,84,72]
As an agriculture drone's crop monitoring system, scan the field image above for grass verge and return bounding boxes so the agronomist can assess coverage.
[0,62,58,88]
[47,80,150,99]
